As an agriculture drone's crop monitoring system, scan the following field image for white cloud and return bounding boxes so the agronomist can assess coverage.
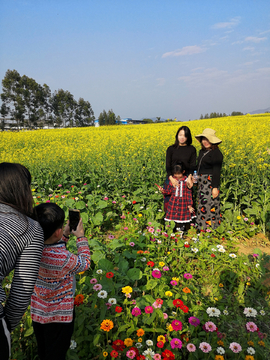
[243,46,255,51]
[162,45,205,58]
[245,36,267,43]
[212,17,240,29]
[259,29,270,35]
[179,68,229,87]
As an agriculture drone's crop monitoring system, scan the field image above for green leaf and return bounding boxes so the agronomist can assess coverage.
[91,250,105,263]
[127,268,143,281]
[75,201,86,210]
[98,258,114,271]
[24,327,34,337]
[92,212,103,225]
[93,333,100,346]
[97,200,108,209]
[146,279,158,290]
[80,212,89,223]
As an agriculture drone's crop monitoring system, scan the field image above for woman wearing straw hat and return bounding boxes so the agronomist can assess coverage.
[194,128,223,231]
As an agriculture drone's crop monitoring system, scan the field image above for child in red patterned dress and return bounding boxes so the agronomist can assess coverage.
[31,203,91,360]
[158,164,195,232]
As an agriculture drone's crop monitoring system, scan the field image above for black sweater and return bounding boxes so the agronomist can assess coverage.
[196,148,223,188]
[166,145,197,177]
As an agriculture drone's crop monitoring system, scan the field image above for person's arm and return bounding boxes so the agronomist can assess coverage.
[4,223,44,332]
[212,149,223,198]
[165,146,173,178]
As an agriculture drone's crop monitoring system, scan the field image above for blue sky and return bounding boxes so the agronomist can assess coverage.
[0,0,269,121]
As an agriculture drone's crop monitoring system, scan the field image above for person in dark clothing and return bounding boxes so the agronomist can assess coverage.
[194,129,223,231]
[164,126,196,212]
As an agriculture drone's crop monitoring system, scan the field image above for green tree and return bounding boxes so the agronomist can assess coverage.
[143,118,153,123]
[50,89,76,127]
[75,98,95,126]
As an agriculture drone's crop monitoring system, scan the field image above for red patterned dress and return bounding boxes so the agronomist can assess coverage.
[163,176,195,223]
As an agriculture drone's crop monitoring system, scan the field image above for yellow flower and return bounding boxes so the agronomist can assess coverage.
[124,338,133,347]
[172,277,179,282]
[237,216,241,220]
[167,251,171,255]
[157,335,166,343]
[122,286,132,294]
[165,291,173,297]
[214,297,219,301]
[219,283,224,287]
[78,271,85,275]
[245,356,254,360]
[100,319,114,332]
[159,262,165,267]
[138,214,142,217]
[258,340,265,347]
[166,324,173,331]
[215,356,224,360]
[247,341,254,346]
[246,282,251,286]
[138,337,143,342]
[103,351,108,357]
[31,189,36,192]
[217,340,224,346]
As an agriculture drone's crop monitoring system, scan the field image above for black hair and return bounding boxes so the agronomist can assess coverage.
[199,137,219,150]
[173,126,192,148]
[0,162,33,216]
[172,163,185,175]
[33,203,65,241]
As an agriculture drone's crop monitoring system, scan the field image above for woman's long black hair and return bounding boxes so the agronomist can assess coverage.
[173,126,192,147]
[0,162,33,216]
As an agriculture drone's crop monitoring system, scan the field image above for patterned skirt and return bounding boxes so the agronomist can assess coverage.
[196,174,222,230]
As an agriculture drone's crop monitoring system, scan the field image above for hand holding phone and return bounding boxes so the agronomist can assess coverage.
[69,209,80,231]
[155,183,164,193]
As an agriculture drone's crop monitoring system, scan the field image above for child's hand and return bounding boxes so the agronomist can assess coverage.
[158,185,164,193]
[188,206,195,213]
[63,221,71,237]
[187,174,193,189]
[72,218,85,238]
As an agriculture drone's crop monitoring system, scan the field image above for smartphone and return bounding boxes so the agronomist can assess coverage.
[69,209,80,231]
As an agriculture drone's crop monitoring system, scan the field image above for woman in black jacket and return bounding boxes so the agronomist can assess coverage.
[195,129,223,231]
[0,163,44,360]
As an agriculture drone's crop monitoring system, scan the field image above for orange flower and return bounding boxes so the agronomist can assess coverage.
[182,287,191,294]
[100,319,114,332]
[137,250,144,254]
[137,328,145,337]
[74,294,84,306]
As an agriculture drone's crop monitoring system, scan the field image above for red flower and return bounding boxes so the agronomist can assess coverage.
[147,261,155,267]
[136,356,145,360]
[132,201,136,204]
[112,339,125,352]
[74,294,84,306]
[110,350,119,358]
[115,306,123,313]
[184,244,190,248]
[211,254,216,257]
[130,347,139,356]
[157,341,164,348]
[180,304,189,313]
[106,272,114,278]
[161,349,175,359]
[173,299,184,308]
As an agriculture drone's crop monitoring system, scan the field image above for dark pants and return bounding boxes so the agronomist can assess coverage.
[33,313,75,360]
[0,317,11,360]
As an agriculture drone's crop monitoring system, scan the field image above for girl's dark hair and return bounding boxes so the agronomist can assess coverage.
[173,163,185,175]
[0,162,33,216]
[33,203,65,241]
[173,126,192,148]
[199,138,219,150]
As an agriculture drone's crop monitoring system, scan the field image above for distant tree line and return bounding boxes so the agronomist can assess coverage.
[0,69,95,130]
[98,109,121,126]
[199,111,244,119]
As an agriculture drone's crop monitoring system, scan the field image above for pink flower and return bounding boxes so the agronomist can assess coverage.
[129,242,135,247]
[126,350,136,359]
[112,201,116,204]
[229,342,242,353]
[58,184,62,187]
[153,355,161,360]
[61,195,65,198]
[187,343,196,352]
[93,284,102,291]
[152,270,162,279]
[45,200,50,203]
[171,320,182,331]
[184,273,193,279]
[108,235,115,239]
[131,307,141,316]
[106,302,112,309]
[170,280,177,286]
[90,278,97,284]
[163,313,168,319]
[133,218,138,221]
[162,232,168,238]
[153,302,162,309]
[199,342,212,353]
[120,215,126,219]
[132,300,136,305]
[83,183,87,185]
[122,195,126,198]
[104,197,108,200]
[250,222,254,225]
[204,321,217,332]
[125,293,131,298]
[163,266,170,271]
[124,227,128,231]
[145,306,153,314]
[66,190,70,193]
[170,338,182,349]
[252,254,259,258]
[148,227,155,233]
[246,322,258,332]
[188,316,200,327]
[148,222,152,225]
[244,217,248,221]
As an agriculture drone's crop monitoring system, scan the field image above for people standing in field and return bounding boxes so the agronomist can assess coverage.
[0,162,44,360]
[31,203,91,360]
[164,126,196,212]
[194,128,223,231]
[158,163,195,232]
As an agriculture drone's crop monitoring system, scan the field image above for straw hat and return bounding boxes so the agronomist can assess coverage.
[195,128,222,145]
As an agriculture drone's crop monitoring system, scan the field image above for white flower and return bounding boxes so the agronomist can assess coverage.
[229,253,237,258]
[146,340,153,347]
[244,262,248,265]
[75,197,79,201]
[136,343,142,348]
[223,309,229,315]
[5,284,11,289]
[171,233,175,237]
[184,241,189,245]
[155,191,158,194]
[192,237,198,241]
[260,310,265,315]
[206,307,221,317]
[256,264,260,268]
[158,209,162,212]
[191,248,198,253]
[217,347,225,354]
[96,269,103,274]
[216,244,224,249]
[243,307,257,317]
[97,185,100,187]
[247,347,255,355]
[171,311,177,317]
[70,340,77,349]
[141,257,146,262]
[97,290,108,299]
[211,248,217,251]
[140,206,144,209]
[108,298,117,304]
[153,268,160,271]
[157,240,162,244]
[143,348,155,357]
[218,248,226,253]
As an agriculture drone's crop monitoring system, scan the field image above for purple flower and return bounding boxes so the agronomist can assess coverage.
[184,273,193,279]
[188,316,200,327]
[152,270,162,279]
[170,338,182,349]
[131,307,141,316]
[250,222,254,225]
[129,242,135,247]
